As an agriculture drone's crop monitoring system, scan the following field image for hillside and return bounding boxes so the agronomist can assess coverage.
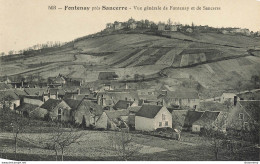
[1,31,260,97]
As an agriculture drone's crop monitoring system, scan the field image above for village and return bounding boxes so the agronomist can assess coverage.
[0,18,260,161]
[0,71,259,140]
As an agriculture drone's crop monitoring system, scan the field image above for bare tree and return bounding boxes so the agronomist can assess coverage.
[203,113,228,160]
[42,124,83,161]
[108,129,141,161]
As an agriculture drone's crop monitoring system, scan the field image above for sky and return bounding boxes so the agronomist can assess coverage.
[0,0,260,54]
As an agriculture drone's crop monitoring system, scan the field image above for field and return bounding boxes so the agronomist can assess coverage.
[1,130,259,161]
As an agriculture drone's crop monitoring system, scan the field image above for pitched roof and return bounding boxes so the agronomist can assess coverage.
[0,83,12,90]
[98,72,118,80]
[136,105,163,118]
[13,89,28,97]
[162,91,199,99]
[49,88,66,96]
[24,88,47,96]
[184,111,204,127]
[78,100,103,116]
[40,99,62,111]
[64,99,82,110]
[172,110,189,127]
[105,110,129,121]
[16,103,38,112]
[239,100,260,122]
[114,100,134,109]
[0,90,20,100]
[127,106,141,113]
[193,111,220,126]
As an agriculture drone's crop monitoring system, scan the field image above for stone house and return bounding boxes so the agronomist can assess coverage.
[227,100,260,131]
[192,111,227,133]
[0,90,21,110]
[158,91,200,109]
[158,23,165,31]
[69,99,103,128]
[40,99,72,122]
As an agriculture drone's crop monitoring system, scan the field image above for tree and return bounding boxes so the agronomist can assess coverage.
[108,129,141,161]
[134,74,140,82]
[167,18,173,26]
[42,124,83,161]
[202,113,228,160]
[251,75,259,88]
[236,81,243,93]
[8,50,14,55]
[196,83,203,94]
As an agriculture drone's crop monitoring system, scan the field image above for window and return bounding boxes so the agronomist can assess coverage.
[239,113,244,120]
[162,114,166,121]
[165,121,168,126]
[159,122,162,127]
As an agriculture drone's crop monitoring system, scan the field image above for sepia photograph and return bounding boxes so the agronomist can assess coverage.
[0,0,260,162]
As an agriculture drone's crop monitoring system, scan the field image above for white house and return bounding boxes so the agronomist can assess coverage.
[135,105,172,131]
[220,93,237,104]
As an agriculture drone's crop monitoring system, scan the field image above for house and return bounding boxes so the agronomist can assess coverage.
[0,82,12,90]
[129,23,137,29]
[186,28,193,33]
[24,88,47,96]
[158,23,165,31]
[24,95,44,106]
[158,91,200,109]
[98,72,118,80]
[70,99,103,128]
[183,110,204,130]
[171,110,189,130]
[114,100,137,110]
[170,25,178,32]
[97,90,139,107]
[192,111,227,133]
[16,103,39,117]
[127,106,141,129]
[48,88,66,99]
[137,88,159,103]
[40,99,71,122]
[220,93,237,104]
[227,100,260,131]
[135,105,172,131]
[48,75,66,87]
[230,28,251,36]
[114,22,124,30]
[0,90,20,110]
[96,109,129,130]
[13,89,29,104]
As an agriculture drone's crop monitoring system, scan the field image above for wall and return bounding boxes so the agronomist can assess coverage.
[135,116,155,131]
[50,101,71,122]
[95,112,108,129]
[154,106,172,129]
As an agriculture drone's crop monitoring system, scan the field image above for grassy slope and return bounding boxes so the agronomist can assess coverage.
[0,32,259,92]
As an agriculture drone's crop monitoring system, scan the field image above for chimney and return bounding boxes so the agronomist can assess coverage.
[234,96,237,106]
[56,91,59,99]
[162,99,165,106]
[127,103,130,108]
[22,81,24,87]
[77,88,80,95]
[125,83,128,90]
